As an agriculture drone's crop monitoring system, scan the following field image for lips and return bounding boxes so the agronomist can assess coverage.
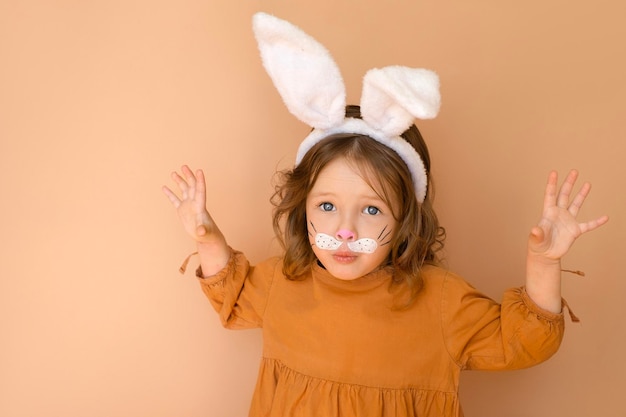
[332,251,357,263]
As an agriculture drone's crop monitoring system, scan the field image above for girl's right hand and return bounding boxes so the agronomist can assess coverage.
[162,165,221,244]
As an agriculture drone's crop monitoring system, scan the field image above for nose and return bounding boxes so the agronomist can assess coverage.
[336,229,355,241]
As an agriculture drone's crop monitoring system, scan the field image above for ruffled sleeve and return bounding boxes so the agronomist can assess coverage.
[195,249,281,330]
[441,272,566,371]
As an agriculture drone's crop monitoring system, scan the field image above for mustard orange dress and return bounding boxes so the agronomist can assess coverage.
[197,250,566,417]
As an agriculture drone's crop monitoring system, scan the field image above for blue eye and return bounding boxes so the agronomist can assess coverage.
[364,206,380,215]
[320,202,335,212]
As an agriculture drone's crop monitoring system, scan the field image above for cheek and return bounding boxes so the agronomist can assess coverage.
[362,218,396,241]
[366,242,394,268]
[306,208,330,232]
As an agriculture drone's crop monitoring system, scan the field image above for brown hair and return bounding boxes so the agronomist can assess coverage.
[271,105,445,303]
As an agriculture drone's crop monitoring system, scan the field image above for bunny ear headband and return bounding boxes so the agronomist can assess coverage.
[252,12,441,203]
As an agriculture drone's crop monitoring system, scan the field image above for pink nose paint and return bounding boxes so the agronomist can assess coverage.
[336,229,355,240]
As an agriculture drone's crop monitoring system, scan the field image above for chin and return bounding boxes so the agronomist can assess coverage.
[313,249,387,281]
[320,259,377,281]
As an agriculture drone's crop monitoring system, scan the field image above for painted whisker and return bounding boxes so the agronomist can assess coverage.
[378,226,393,243]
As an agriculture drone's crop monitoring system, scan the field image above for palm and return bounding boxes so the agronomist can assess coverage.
[163,165,216,242]
[529,170,608,260]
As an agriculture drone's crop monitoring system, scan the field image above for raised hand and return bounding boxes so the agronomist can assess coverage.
[163,165,231,276]
[529,170,609,261]
[162,165,221,244]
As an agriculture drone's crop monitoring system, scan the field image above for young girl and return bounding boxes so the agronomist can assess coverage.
[163,12,608,417]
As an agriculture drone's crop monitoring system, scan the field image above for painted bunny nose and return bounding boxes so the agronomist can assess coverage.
[336,229,355,241]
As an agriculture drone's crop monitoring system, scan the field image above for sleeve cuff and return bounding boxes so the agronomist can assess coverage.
[520,286,579,323]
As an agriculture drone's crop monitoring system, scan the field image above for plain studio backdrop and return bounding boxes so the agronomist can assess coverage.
[1,1,624,416]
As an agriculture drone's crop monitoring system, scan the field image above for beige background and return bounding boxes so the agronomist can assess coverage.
[1,1,624,416]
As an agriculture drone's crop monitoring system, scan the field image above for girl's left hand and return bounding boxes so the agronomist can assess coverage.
[528,170,609,260]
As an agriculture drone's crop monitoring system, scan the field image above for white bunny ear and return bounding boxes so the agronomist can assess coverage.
[252,12,346,129]
[252,13,440,203]
[361,66,440,136]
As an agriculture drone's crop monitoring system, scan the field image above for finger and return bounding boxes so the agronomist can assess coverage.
[195,169,207,203]
[543,171,558,209]
[171,171,189,199]
[162,186,181,208]
[181,164,195,181]
[567,181,591,217]
[529,225,547,246]
[579,215,609,234]
[528,225,550,254]
[530,225,543,240]
[556,169,578,208]
[181,165,197,199]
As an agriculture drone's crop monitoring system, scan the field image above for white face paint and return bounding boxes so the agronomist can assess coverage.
[314,233,379,254]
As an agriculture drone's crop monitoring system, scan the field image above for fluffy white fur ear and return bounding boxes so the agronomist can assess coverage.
[361,66,440,136]
[252,12,346,129]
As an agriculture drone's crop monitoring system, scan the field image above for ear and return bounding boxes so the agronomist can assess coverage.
[361,66,441,136]
[252,12,346,129]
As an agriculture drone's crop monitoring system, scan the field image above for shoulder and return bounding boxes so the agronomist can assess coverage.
[244,254,285,283]
[417,265,488,310]
[420,264,472,290]
[252,254,284,270]
[230,250,283,272]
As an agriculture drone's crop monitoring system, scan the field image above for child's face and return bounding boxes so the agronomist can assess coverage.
[305,157,399,280]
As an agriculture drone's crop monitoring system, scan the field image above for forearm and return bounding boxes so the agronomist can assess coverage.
[196,232,231,277]
[525,253,562,313]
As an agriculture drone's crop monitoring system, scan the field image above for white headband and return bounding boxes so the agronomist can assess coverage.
[252,12,441,203]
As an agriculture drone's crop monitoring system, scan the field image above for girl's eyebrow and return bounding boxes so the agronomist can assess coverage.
[307,190,337,199]
[309,187,388,204]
